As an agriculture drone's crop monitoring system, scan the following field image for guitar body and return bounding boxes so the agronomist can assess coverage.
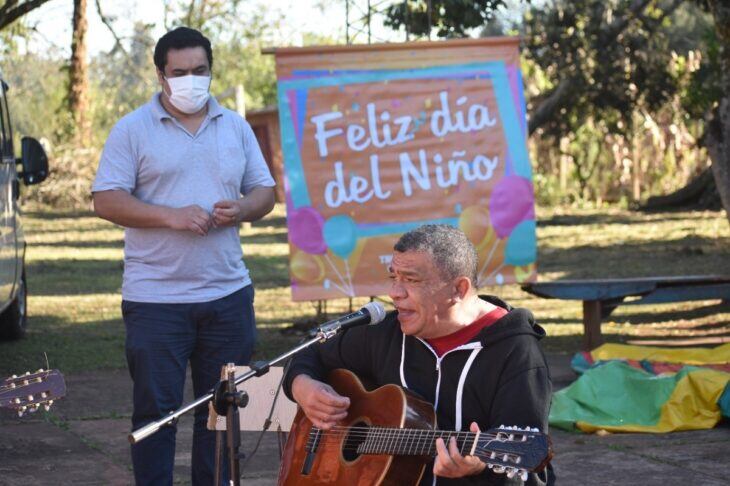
[278,369,437,486]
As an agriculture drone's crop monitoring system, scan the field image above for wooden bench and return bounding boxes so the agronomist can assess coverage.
[521,275,730,350]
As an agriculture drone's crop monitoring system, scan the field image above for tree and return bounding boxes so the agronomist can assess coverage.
[704,0,730,223]
[0,0,52,31]
[383,0,509,38]
[69,0,90,146]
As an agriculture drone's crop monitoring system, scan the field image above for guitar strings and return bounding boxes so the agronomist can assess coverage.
[304,427,532,468]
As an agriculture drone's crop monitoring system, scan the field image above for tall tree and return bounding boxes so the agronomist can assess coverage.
[705,0,730,223]
[69,0,90,146]
[0,0,52,30]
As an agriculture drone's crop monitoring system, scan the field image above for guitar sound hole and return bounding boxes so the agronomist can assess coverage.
[342,421,369,462]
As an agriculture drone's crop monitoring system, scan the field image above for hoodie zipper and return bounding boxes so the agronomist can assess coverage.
[416,339,482,415]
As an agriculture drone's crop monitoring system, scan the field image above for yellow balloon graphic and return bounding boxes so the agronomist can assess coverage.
[458,206,494,251]
[514,263,536,283]
[290,251,325,283]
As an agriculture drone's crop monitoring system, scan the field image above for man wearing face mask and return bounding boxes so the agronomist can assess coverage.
[92,27,275,485]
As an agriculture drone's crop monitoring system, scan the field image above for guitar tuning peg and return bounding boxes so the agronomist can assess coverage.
[506,468,516,479]
[520,470,528,481]
[44,404,51,412]
[30,404,39,413]
[18,406,26,417]
[37,368,44,373]
[502,454,509,462]
[25,371,31,376]
[487,463,494,469]
[493,466,506,474]
[11,374,17,379]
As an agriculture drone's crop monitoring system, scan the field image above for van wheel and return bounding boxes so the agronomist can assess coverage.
[0,272,27,340]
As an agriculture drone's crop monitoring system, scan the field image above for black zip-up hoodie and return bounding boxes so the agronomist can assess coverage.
[284,295,555,485]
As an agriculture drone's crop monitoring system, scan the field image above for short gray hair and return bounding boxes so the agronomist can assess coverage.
[394,224,478,284]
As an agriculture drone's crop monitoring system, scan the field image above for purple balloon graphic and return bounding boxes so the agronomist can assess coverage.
[289,206,327,254]
[489,176,535,239]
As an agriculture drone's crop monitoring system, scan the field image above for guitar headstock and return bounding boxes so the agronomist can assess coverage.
[0,369,66,416]
[477,425,553,480]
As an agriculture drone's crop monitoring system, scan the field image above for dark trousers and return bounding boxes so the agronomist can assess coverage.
[123,285,255,486]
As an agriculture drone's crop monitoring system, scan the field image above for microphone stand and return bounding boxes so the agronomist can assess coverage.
[128,324,347,486]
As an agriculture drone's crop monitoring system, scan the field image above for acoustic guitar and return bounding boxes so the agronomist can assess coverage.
[0,369,66,416]
[278,369,552,485]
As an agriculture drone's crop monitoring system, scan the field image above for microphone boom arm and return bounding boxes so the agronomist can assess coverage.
[128,302,386,444]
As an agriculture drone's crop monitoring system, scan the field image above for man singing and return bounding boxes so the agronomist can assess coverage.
[284,224,554,485]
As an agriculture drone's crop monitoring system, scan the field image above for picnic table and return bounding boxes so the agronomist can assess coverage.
[521,275,730,350]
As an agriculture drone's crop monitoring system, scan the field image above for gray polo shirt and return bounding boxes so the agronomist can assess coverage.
[92,94,275,303]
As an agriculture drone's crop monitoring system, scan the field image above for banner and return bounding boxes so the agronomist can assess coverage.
[274,38,537,301]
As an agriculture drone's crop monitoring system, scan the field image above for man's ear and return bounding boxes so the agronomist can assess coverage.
[453,276,471,301]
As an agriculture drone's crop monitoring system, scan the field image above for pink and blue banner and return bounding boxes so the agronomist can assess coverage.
[274,38,536,301]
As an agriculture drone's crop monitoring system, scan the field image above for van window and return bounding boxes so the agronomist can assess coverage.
[0,82,13,158]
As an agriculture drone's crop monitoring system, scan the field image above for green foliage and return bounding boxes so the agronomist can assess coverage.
[682,27,723,118]
[523,0,684,139]
[2,50,73,146]
[383,0,509,38]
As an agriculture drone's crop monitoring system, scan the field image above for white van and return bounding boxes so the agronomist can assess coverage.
[0,75,49,339]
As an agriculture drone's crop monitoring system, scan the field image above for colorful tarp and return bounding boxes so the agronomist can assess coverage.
[273,38,536,301]
[550,343,730,433]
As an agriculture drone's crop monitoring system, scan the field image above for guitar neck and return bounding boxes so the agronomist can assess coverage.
[357,427,477,457]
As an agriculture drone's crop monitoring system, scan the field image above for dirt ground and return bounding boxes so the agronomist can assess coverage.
[1,353,728,486]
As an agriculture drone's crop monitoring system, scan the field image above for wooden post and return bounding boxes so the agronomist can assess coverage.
[582,300,604,351]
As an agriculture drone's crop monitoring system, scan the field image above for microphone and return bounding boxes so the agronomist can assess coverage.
[308,302,387,338]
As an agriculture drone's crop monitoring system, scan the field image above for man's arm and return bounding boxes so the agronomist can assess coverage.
[93,190,213,236]
[212,185,275,227]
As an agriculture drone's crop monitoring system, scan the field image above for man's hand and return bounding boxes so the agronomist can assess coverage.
[433,422,487,478]
[168,205,213,236]
[212,199,244,227]
[291,374,350,430]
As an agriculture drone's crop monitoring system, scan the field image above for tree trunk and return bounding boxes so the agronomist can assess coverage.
[69,0,90,147]
[641,167,720,211]
[707,0,730,224]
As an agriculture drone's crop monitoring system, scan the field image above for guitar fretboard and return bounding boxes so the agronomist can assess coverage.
[308,426,477,457]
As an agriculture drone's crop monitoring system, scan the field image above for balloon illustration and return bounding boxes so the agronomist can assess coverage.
[458,205,494,251]
[504,219,536,266]
[289,206,326,254]
[290,251,325,283]
[514,263,536,283]
[489,176,535,239]
[323,215,358,259]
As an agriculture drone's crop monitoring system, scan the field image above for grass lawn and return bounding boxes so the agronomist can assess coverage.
[1,204,728,376]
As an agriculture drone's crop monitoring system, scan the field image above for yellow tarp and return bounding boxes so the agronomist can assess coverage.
[575,368,730,433]
[590,343,730,366]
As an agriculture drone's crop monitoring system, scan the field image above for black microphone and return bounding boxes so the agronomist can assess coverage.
[308,302,387,338]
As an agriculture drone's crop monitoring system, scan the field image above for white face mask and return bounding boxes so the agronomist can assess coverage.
[164,74,211,114]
